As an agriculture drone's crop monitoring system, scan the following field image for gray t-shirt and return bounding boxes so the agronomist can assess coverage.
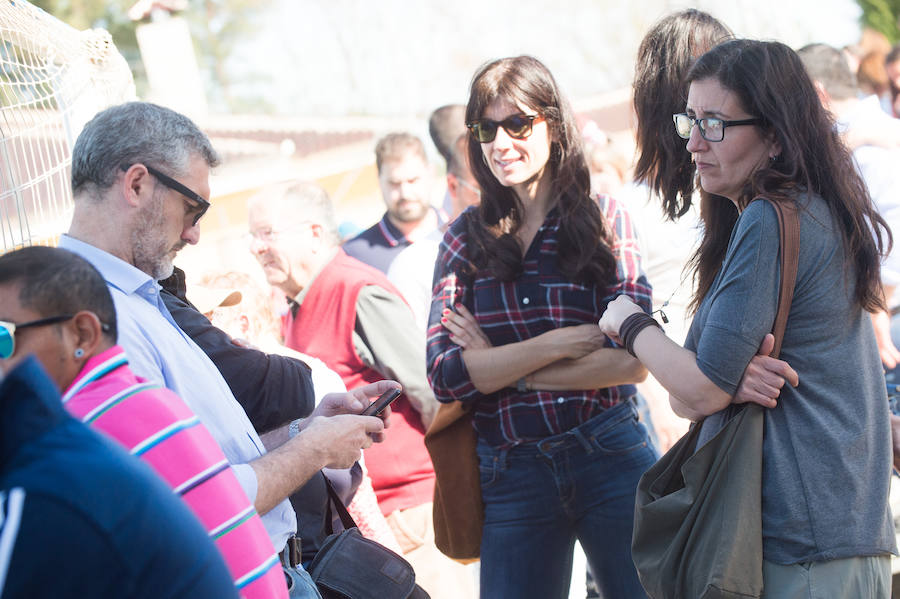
[685,194,895,564]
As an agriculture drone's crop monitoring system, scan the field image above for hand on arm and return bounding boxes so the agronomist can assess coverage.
[443,303,645,391]
[733,334,799,409]
[447,320,607,394]
[441,304,492,349]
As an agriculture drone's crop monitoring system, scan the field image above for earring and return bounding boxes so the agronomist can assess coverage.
[74,348,84,359]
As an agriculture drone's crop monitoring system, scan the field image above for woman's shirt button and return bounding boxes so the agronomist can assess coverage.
[522,297,530,305]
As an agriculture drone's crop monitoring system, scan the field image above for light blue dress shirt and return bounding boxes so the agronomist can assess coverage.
[58,235,297,551]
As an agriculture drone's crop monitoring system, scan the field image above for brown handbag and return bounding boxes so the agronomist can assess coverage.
[424,400,483,562]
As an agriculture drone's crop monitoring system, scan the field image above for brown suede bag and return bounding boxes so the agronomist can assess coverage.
[424,401,482,562]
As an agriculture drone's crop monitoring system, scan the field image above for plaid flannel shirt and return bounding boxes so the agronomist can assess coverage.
[426,195,652,449]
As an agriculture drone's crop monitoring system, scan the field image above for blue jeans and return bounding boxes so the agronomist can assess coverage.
[284,565,323,599]
[477,400,657,599]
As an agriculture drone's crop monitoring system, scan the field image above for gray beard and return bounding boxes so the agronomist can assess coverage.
[151,256,175,281]
[130,193,175,281]
[132,238,174,281]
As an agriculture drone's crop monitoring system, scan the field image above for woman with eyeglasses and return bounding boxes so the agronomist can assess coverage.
[599,39,896,596]
[426,55,656,598]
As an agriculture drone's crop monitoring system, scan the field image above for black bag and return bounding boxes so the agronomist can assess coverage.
[631,198,799,599]
[307,476,430,599]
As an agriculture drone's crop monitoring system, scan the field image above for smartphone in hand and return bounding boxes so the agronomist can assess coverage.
[361,388,401,417]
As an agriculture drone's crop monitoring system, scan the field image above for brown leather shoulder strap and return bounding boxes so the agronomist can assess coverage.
[763,198,800,358]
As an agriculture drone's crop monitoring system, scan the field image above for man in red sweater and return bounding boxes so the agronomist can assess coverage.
[247,181,473,599]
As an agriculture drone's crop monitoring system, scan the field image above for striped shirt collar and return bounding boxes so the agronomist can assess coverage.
[376,213,409,248]
[62,346,128,404]
[376,208,446,248]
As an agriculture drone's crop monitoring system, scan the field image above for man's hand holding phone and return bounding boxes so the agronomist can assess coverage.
[317,380,399,417]
[313,380,400,443]
[362,388,402,417]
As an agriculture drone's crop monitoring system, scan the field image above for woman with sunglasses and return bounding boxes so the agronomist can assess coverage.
[600,39,896,596]
[426,55,656,598]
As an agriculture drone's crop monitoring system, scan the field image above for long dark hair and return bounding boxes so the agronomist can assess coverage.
[464,55,615,285]
[686,39,890,312]
[632,9,732,220]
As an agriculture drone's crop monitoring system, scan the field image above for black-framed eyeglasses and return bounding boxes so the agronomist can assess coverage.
[0,315,73,359]
[466,114,543,144]
[120,164,210,226]
[673,113,762,142]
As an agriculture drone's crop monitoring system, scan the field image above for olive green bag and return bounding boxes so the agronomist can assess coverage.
[631,198,799,599]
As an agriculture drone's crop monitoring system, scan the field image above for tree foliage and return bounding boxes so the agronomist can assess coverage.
[858,0,900,43]
[30,0,270,110]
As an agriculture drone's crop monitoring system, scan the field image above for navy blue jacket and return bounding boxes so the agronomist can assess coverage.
[0,357,238,599]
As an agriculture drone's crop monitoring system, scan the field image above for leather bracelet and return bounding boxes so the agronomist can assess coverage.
[618,312,662,358]
[617,312,648,349]
[618,311,656,342]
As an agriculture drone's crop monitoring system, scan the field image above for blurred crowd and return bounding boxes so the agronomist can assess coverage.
[4,8,900,599]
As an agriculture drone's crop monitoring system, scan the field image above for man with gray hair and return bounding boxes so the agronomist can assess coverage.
[59,101,395,597]
[343,132,440,273]
[248,182,473,599]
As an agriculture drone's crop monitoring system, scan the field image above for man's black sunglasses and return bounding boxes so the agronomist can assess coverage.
[120,164,210,226]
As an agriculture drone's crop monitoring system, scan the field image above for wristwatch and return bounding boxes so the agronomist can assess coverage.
[289,419,302,439]
[517,377,528,393]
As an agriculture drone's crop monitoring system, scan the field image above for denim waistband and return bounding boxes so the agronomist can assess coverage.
[533,399,639,455]
[475,399,641,465]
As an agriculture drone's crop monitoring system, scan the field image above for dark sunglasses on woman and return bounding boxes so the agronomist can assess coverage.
[466,114,542,143]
